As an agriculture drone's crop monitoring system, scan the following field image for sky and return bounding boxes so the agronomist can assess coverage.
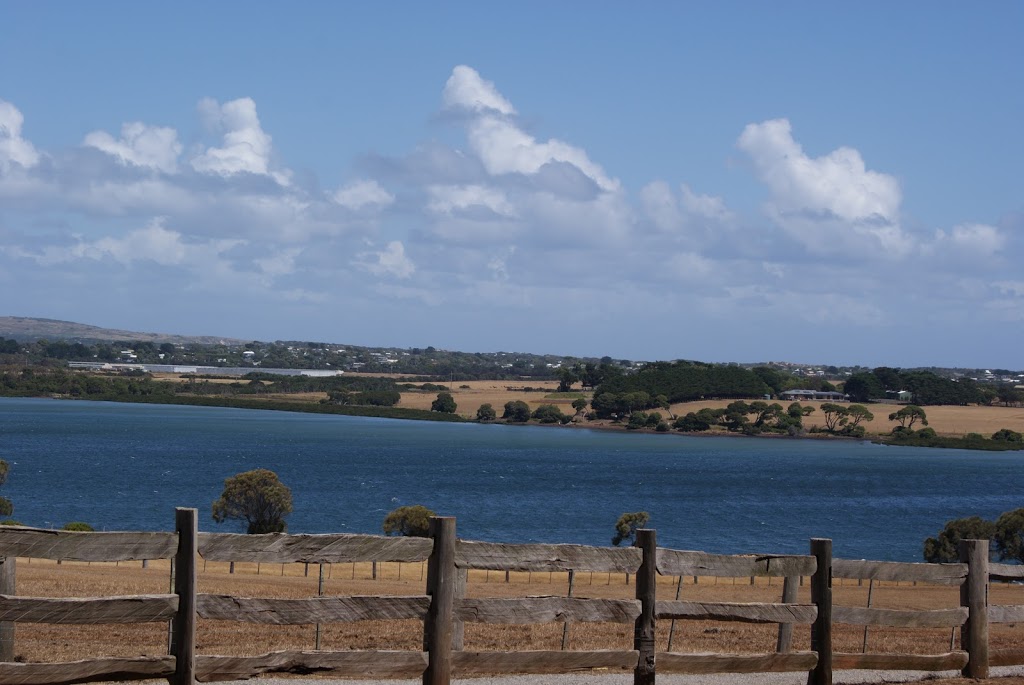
[1,3,1022,368]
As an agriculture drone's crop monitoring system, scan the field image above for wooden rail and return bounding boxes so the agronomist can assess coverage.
[0,513,1020,685]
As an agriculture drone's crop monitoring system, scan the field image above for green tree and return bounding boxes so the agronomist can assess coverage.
[992,428,1023,443]
[845,404,874,429]
[872,367,903,392]
[532,404,567,424]
[382,504,436,537]
[0,460,11,517]
[212,469,293,534]
[674,412,711,432]
[996,386,1022,407]
[994,508,1024,564]
[889,405,928,430]
[923,516,995,563]
[819,403,848,432]
[476,403,497,421]
[431,392,457,413]
[571,397,588,414]
[844,372,884,403]
[612,511,650,546]
[503,400,531,423]
[557,367,577,393]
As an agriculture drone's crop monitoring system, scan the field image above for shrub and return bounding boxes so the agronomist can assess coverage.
[674,412,710,432]
[503,400,531,423]
[992,428,1023,443]
[476,403,496,421]
[916,427,937,439]
[532,404,566,424]
[63,522,94,532]
[382,504,436,537]
[655,421,670,432]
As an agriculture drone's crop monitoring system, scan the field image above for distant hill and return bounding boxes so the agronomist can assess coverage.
[0,317,245,346]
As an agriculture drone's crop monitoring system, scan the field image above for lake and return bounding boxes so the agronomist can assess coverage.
[1,396,1021,562]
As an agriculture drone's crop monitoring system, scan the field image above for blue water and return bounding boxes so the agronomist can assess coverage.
[1,397,1021,562]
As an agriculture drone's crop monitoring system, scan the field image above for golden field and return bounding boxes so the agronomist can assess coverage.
[9,557,1024,682]
[146,371,1024,439]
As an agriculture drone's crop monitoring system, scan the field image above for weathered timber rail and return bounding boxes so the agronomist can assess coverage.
[0,510,1020,685]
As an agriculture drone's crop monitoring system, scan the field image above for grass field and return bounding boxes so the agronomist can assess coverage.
[146,371,1024,439]
[9,557,1024,674]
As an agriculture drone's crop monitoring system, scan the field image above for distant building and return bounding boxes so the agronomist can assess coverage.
[779,389,848,402]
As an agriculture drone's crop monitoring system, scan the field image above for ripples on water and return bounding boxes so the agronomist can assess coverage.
[1,397,1021,561]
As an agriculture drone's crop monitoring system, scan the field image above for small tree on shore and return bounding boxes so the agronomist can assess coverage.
[431,392,457,413]
[503,400,531,423]
[383,504,436,537]
[212,468,293,534]
[889,405,928,431]
[612,511,650,546]
[476,403,497,421]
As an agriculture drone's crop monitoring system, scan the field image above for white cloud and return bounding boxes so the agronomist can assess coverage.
[641,181,734,235]
[667,251,715,282]
[191,97,289,184]
[442,66,618,193]
[933,223,1005,258]
[83,122,182,173]
[427,184,515,217]
[26,218,238,267]
[467,115,618,192]
[680,184,734,223]
[333,179,394,210]
[357,240,415,279]
[255,247,302,279]
[737,118,910,257]
[442,65,516,115]
[0,100,40,171]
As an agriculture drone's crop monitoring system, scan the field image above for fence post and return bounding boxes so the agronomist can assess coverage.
[959,539,989,678]
[634,529,656,685]
[0,558,14,662]
[808,538,832,685]
[423,517,456,685]
[171,508,197,685]
[453,568,466,651]
[775,575,797,653]
[561,569,576,650]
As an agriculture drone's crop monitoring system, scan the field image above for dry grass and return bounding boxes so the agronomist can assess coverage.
[668,400,1024,438]
[9,558,1024,672]
[399,379,565,418]
[146,370,1024,437]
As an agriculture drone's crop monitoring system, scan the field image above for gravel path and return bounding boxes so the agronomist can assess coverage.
[234,664,1024,685]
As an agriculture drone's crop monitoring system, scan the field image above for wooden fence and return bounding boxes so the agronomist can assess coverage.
[0,509,1020,685]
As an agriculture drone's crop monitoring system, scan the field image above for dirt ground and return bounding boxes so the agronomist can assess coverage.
[10,558,1024,679]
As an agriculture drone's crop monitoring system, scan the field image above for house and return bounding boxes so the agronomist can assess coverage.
[779,389,848,402]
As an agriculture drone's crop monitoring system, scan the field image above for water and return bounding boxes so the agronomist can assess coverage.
[1,397,1021,562]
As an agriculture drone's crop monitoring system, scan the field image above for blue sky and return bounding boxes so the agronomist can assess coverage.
[2,3,1022,368]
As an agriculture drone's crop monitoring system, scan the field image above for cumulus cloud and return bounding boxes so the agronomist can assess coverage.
[333,179,394,210]
[83,122,182,173]
[641,181,734,236]
[443,65,516,115]
[24,218,239,267]
[427,184,515,218]
[737,118,910,257]
[442,65,618,193]
[0,100,40,171]
[356,241,415,279]
[933,223,1005,258]
[191,97,289,184]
